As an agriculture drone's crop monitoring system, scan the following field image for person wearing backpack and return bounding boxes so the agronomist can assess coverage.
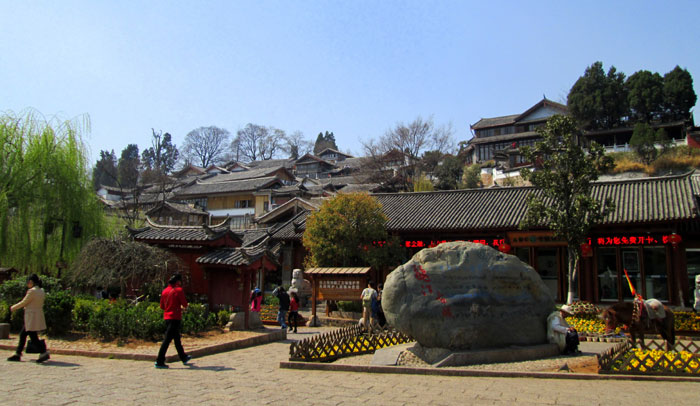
[272,285,290,330]
[360,281,378,332]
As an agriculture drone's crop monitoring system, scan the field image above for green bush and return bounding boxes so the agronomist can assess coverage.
[72,298,98,331]
[0,300,9,323]
[0,274,63,304]
[88,300,131,340]
[182,303,215,335]
[44,290,75,336]
[127,301,165,340]
[264,294,279,306]
[337,301,363,313]
[216,309,231,328]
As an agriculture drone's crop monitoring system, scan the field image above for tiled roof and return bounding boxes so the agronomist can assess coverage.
[129,218,241,242]
[239,228,272,247]
[373,172,698,232]
[246,159,295,169]
[471,99,567,130]
[268,211,308,241]
[374,187,534,232]
[196,243,279,267]
[175,176,281,197]
[338,184,381,193]
[593,173,698,224]
[337,157,366,169]
[204,167,290,183]
[305,267,371,275]
[146,201,208,216]
[295,153,335,167]
[471,114,521,130]
[467,131,540,145]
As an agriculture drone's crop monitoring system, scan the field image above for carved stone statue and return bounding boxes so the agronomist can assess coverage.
[289,268,312,305]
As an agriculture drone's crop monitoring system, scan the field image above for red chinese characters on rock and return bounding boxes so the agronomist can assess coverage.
[413,264,430,282]
[413,264,452,317]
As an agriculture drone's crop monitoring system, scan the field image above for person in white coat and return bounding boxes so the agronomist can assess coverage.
[7,274,50,363]
[547,304,580,355]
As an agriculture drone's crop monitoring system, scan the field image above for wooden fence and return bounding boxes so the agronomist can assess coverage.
[598,339,700,375]
[289,325,412,362]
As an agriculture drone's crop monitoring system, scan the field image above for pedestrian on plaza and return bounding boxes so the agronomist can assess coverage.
[155,274,191,369]
[360,281,378,332]
[694,274,700,313]
[272,285,290,330]
[7,274,50,363]
[250,288,263,312]
[546,305,580,355]
[373,283,386,327]
[288,292,300,333]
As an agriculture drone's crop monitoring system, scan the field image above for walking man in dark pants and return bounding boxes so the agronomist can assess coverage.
[155,274,191,368]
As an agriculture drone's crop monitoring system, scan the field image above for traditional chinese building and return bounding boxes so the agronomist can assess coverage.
[373,171,700,306]
[128,218,279,328]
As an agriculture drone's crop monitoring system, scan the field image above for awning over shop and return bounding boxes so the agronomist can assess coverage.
[305,267,371,275]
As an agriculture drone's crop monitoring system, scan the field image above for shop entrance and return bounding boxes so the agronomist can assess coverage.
[595,246,670,302]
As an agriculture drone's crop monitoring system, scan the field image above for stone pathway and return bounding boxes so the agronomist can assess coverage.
[2,330,699,405]
[0,329,268,357]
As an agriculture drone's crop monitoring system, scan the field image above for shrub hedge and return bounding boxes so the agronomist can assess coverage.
[0,273,217,340]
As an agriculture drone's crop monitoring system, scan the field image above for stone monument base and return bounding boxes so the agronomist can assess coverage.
[226,311,263,331]
[0,323,9,339]
[305,315,321,327]
[405,342,559,367]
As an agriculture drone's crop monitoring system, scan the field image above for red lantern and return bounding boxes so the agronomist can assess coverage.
[580,243,593,257]
[498,242,512,254]
[668,233,682,246]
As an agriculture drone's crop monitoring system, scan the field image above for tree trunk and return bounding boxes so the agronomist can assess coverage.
[566,246,579,305]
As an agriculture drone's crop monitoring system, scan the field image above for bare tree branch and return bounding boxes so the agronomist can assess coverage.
[233,123,285,162]
[182,126,231,167]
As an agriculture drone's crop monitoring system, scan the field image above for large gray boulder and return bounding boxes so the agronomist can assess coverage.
[383,241,554,350]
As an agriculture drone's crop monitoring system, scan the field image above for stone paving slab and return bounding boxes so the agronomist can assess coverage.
[280,359,700,382]
[3,340,700,405]
[0,328,286,362]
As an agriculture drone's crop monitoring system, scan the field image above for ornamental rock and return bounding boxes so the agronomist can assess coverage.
[382,241,554,350]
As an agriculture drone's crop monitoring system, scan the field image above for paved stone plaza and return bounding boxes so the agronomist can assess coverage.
[1,338,698,406]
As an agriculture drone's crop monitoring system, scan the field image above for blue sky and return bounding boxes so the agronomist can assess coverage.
[2,1,699,163]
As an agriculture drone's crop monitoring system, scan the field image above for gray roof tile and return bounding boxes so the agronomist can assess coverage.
[374,173,698,232]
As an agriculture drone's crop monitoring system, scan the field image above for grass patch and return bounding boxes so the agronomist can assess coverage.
[608,146,700,176]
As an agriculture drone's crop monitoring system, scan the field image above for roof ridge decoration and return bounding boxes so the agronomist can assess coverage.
[195,174,278,186]
[142,215,230,230]
[370,171,695,198]
[593,170,694,185]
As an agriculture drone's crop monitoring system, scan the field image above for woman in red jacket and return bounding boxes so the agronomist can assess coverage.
[287,292,300,333]
[155,274,191,369]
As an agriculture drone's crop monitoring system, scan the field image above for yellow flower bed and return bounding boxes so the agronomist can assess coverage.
[613,348,700,374]
[567,312,700,334]
[565,315,621,335]
[674,312,700,332]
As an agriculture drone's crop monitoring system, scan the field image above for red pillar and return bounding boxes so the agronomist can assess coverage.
[243,271,250,329]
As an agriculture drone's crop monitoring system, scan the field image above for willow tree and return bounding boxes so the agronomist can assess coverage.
[0,111,109,274]
[520,115,614,304]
